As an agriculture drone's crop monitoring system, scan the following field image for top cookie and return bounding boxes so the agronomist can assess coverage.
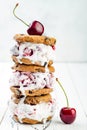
[14,34,56,46]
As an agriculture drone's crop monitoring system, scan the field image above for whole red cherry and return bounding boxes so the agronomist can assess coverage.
[60,107,76,124]
[27,20,44,35]
[13,3,44,35]
[56,78,76,124]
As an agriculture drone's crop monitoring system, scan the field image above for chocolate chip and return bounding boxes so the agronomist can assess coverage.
[44,62,47,67]
[17,90,21,95]
[14,86,20,88]
[17,95,24,99]
[29,90,32,94]
[44,37,49,42]
[23,85,27,87]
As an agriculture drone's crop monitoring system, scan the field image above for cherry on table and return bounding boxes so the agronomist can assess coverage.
[60,107,76,124]
[56,78,76,124]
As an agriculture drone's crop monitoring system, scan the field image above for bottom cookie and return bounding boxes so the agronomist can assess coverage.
[9,98,56,124]
[13,115,52,124]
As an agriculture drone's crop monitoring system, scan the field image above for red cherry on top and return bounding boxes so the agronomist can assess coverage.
[27,21,44,35]
[13,3,44,35]
[60,107,76,124]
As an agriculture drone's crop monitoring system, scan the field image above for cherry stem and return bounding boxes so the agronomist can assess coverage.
[13,3,29,27]
[56,78,69,108]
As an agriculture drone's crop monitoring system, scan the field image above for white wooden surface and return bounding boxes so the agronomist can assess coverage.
[0,62,87,130]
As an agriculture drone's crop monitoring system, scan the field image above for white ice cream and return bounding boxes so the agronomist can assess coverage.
[9,71,56,91]
[9,98,56,123]
[11,42,55,66]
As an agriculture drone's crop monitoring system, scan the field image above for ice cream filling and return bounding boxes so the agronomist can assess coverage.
[11,42,55,66]
[9,71,56,91]
[9,98,56,123]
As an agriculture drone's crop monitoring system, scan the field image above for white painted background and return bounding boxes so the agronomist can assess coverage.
[0,0,87,62]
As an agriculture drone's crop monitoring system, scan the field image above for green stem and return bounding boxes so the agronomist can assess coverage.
[13,3,29,27]
[56,78,69,107]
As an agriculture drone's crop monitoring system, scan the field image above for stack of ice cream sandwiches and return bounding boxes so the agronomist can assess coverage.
[9,34,57,124]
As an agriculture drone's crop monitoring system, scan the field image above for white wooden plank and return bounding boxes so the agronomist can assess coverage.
[0,107,18,130]
[0,62,12,123]
[53,63,87,129]
[67,63,87,116]
[0,62,12,100]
